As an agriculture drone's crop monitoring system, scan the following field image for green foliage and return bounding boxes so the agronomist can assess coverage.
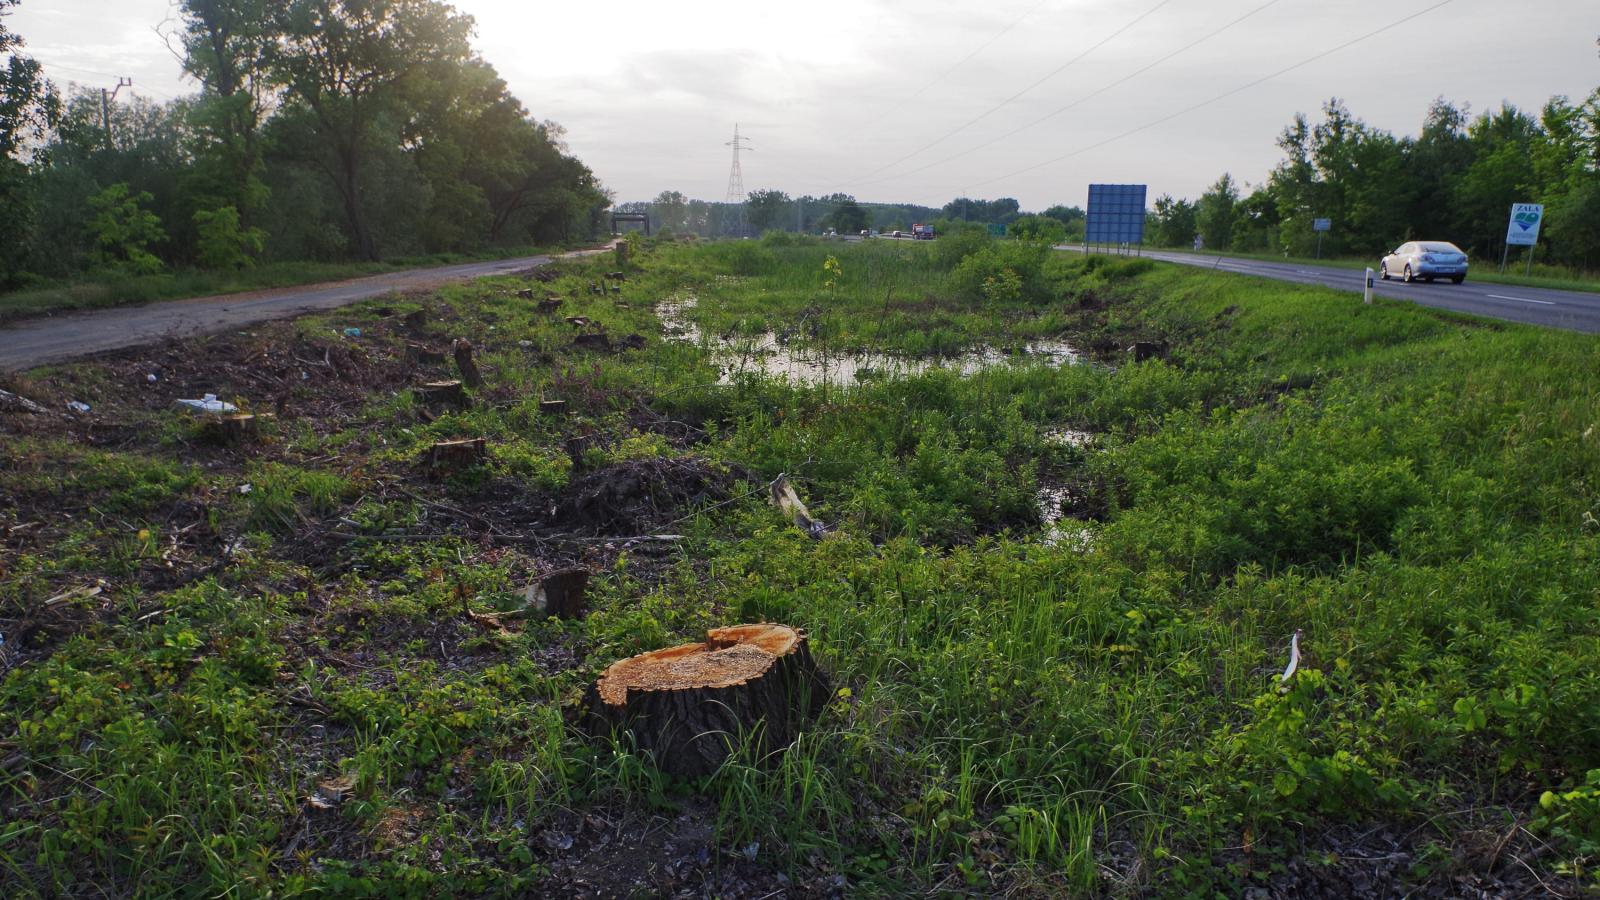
[193,205,265,269]
[85,183,167,274]
[5,243,1600,894]
[1005,215,1067,245]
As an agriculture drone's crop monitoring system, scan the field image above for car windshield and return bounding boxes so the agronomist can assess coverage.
[1419,242,1461,253]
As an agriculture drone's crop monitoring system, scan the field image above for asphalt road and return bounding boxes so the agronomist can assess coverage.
[1066,247,1600,333]
[0,248,612,371]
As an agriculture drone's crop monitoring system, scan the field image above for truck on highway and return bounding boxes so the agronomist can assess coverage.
[911,224,936,240]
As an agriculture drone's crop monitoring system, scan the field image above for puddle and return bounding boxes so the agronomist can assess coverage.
[659,295,1079,386]
[1036,483,1096,550]
[1043,428,1095,449]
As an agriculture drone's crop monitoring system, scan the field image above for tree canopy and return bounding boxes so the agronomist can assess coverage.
[0,0,608,287]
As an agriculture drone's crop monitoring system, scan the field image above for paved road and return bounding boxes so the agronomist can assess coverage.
[1061,247,1600,333]
[0,248,613,371]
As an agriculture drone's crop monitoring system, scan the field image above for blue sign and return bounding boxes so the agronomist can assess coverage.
[1085,184,1147,245]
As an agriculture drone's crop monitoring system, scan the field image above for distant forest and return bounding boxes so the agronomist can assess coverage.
[1152,94,1600,267]
[619,192,1087,241]
[0,0,609,289]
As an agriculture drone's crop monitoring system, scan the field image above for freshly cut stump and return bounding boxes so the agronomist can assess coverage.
[587,624,828,778]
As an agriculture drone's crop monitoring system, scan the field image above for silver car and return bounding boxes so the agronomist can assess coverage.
[1380,241,1469,284]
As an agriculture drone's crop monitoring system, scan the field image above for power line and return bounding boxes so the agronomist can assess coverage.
[852,0,1287,191]
[827,0,1174,192]
[873,0,1052,123]
[961,0,1455,195]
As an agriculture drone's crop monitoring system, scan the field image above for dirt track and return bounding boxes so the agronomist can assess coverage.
[0,247,612,371]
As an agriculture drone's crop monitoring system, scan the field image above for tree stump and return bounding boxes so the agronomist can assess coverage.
[426,437,487,475]
[537,298,563,313]
[453,339,484,388]
[402,308,429,328]
[573,333,611,351]
[414,380,468,410]
[615,242,630,266]
[586,624,829,778]
[538,399,568,416]
[517,288,536,299]
[406,342,448,365]
[532,568,589,619]
[1128,341,1168,363]
[204,412,272,445]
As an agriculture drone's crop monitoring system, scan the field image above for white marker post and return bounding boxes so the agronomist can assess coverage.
[1364,267,1374,304]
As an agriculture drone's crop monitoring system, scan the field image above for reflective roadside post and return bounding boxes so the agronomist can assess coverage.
[1364,268,1374,304]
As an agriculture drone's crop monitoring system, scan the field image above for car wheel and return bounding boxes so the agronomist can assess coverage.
[1403,264,1414,283]
[1380,262,1390,280]
[1451,276,1465,284]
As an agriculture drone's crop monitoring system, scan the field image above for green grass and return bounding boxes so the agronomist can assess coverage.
[1,233,1598,895]
[1142,245,1600,293]
[0,243,573,323]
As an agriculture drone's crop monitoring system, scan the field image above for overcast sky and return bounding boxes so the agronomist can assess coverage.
[7,0,1597,209]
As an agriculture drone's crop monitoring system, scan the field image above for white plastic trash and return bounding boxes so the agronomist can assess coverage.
[173,393,239,416]
[67,401,91,413]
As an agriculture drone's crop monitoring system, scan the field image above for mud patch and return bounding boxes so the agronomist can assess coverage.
[530,800,835,899]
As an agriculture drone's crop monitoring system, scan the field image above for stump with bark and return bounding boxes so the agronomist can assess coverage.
[538,399,568,416]
[586,623,829,778]
[533,568,589,619]
[426,437,487,475]
[414,380,468,410]
[204,412,272,445]
[453,339,484,389]
[406,342,448,365]
[573,333,611,351]
[402,308,429,328]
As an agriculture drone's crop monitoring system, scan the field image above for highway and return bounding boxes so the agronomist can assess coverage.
[1061,247,1600,333]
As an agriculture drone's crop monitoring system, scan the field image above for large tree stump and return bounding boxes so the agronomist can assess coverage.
[453,339,484,388]
[586,624,829,778]
[572,333,611,351]
[414,380,468,410]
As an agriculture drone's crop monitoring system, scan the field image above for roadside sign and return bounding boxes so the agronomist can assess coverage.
[1505,203,1543,246]
[1313,218,1331,232]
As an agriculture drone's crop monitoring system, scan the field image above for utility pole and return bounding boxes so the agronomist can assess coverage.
[724,124,751,236]
[100,77,133,150]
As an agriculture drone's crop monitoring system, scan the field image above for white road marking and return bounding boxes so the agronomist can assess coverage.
[1487,293,1557,306]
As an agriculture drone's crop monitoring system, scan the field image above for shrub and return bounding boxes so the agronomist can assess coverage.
[193,206,266,270]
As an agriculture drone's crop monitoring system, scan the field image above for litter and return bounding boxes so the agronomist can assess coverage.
[67,401,91,413]
[146,373,158,383]
[1278,629,1303,691]
[173,394,239,416]
[238,483,253,495]
[342,327,361,337]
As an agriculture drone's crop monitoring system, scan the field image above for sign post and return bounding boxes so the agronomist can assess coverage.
[1364,267,1374,304]
[1502,203,1543,273]
[1313,218,1331,259]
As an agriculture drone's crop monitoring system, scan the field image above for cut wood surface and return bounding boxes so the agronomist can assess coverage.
[588,623,828,778]
[414,380,468,409]
[427,437,487,474]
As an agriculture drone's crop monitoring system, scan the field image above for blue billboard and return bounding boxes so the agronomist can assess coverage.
[1085,184,1147,245]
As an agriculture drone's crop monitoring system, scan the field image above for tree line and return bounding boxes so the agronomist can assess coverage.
[1150,93,1600,269]
[625,190,1086,240]
[0,0,609,289]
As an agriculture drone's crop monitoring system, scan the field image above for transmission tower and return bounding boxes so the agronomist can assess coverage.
[724,123,751,202]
